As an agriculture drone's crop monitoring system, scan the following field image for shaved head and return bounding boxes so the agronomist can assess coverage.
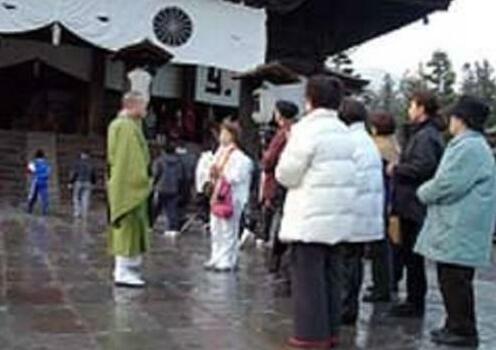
[122,91,147,119]
[122,91,145,105]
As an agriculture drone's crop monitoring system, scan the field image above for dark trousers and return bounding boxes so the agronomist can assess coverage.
[400,218,427,307]
[291,243,343,341]
[260,205,274,242]
[158,193,180,231]
[269,206,288,260]
[391,242,405,291]
[437,263,477,336]
[341,243,364,319]
[27,183,49,215]
[196,193,210,224]
[369,239,392,296]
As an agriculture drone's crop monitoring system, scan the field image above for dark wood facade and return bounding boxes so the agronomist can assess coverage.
[228,0,452,73]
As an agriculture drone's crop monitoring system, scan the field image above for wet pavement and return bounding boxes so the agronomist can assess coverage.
[1,204,496,350]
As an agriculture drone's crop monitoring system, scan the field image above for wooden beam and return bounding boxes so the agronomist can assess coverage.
[88,50,106,135]
[386,0,451,10]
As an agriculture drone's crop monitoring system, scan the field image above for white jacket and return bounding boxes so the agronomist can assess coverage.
[276,108,357,245]
[195,150,214,194]
[347,123,385,242]
[213,146,253,209]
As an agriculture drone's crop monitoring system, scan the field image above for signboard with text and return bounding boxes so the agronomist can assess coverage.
[195,67,240,107]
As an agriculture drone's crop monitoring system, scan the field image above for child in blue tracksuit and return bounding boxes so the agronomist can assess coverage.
[27,149,51,215]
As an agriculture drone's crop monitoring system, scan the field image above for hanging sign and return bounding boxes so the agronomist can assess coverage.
[195,66,240,107]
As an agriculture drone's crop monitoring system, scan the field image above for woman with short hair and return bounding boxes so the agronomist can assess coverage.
[276,75,356,348]
[204,120,252,272]
[363,112,401,302]
[338,98,385,325]
[415,96,496,347]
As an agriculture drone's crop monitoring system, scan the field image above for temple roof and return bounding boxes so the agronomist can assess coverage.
[227,0,452,56]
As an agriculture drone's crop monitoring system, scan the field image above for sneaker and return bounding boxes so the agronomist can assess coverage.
[239,229,255,250]
[114,270,145,288]
[287,337,333,349]
[203,261,215,271]
[212,266,238,273]
[430,327,450,340]
[163,231,180,238]
[255,239,267,249]
[431,328,479,347]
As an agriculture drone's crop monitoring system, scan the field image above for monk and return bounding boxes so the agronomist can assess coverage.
[107,91,152,287]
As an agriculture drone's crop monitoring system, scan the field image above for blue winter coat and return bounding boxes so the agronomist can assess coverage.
[414,131,496,268]
[30,158,51,187]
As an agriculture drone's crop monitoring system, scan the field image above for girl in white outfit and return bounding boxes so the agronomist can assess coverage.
[204,121,252,272]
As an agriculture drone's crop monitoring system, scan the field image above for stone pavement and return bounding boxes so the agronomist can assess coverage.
[1,205,496,350]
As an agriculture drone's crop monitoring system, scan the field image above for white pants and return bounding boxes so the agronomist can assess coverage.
[208,206,243,269]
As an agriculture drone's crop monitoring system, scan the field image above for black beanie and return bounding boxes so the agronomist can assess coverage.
[275,100,299,120]
[450,95,490,132]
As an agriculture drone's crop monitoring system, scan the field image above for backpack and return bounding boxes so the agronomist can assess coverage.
[156,155,184,195]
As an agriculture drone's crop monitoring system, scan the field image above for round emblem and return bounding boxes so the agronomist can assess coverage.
[153,7,193,47]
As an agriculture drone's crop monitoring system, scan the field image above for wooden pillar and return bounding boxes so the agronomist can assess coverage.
[88,49,106,135]
[238,79,259,159]
[182,65,196,101]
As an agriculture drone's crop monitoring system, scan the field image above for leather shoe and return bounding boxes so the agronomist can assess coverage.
[430,327,450,339]
[431,328,479,348]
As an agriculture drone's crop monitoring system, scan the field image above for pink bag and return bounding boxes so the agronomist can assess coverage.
[211,176,234,219]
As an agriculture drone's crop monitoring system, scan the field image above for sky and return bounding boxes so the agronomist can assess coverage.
[350,0,496,85]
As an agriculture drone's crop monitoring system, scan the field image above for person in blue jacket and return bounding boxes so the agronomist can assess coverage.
[415,95,496,348]
[27,149,52,215]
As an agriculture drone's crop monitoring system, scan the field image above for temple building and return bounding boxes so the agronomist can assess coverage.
[0,0,453,204]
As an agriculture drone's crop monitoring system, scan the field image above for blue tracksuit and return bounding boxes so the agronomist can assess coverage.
[28,158,51,215]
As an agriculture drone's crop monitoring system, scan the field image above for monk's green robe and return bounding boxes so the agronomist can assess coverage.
[107,115,152,257]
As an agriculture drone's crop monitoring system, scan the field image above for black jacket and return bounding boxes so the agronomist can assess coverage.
[153,154,186,196]
[393,120,445,223]
[70,158,96,185]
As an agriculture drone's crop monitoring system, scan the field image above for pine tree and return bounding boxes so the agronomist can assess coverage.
[461,63,477,96]
[379,74,397,113]
[460,60,496,126]
[423,51,457,105]
[474,60,496,104]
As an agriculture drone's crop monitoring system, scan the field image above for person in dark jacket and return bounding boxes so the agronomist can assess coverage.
[260,100,299,273]
[388,91,445,318]
[176,140,197,228]
[153,141,186,237]
[70,151,97,219]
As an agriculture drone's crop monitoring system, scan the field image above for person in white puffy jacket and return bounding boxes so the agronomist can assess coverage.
[276,76,357,348]
[338,98,385,325]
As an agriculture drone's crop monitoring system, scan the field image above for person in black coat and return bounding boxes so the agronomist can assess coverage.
[388,91,445,318]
